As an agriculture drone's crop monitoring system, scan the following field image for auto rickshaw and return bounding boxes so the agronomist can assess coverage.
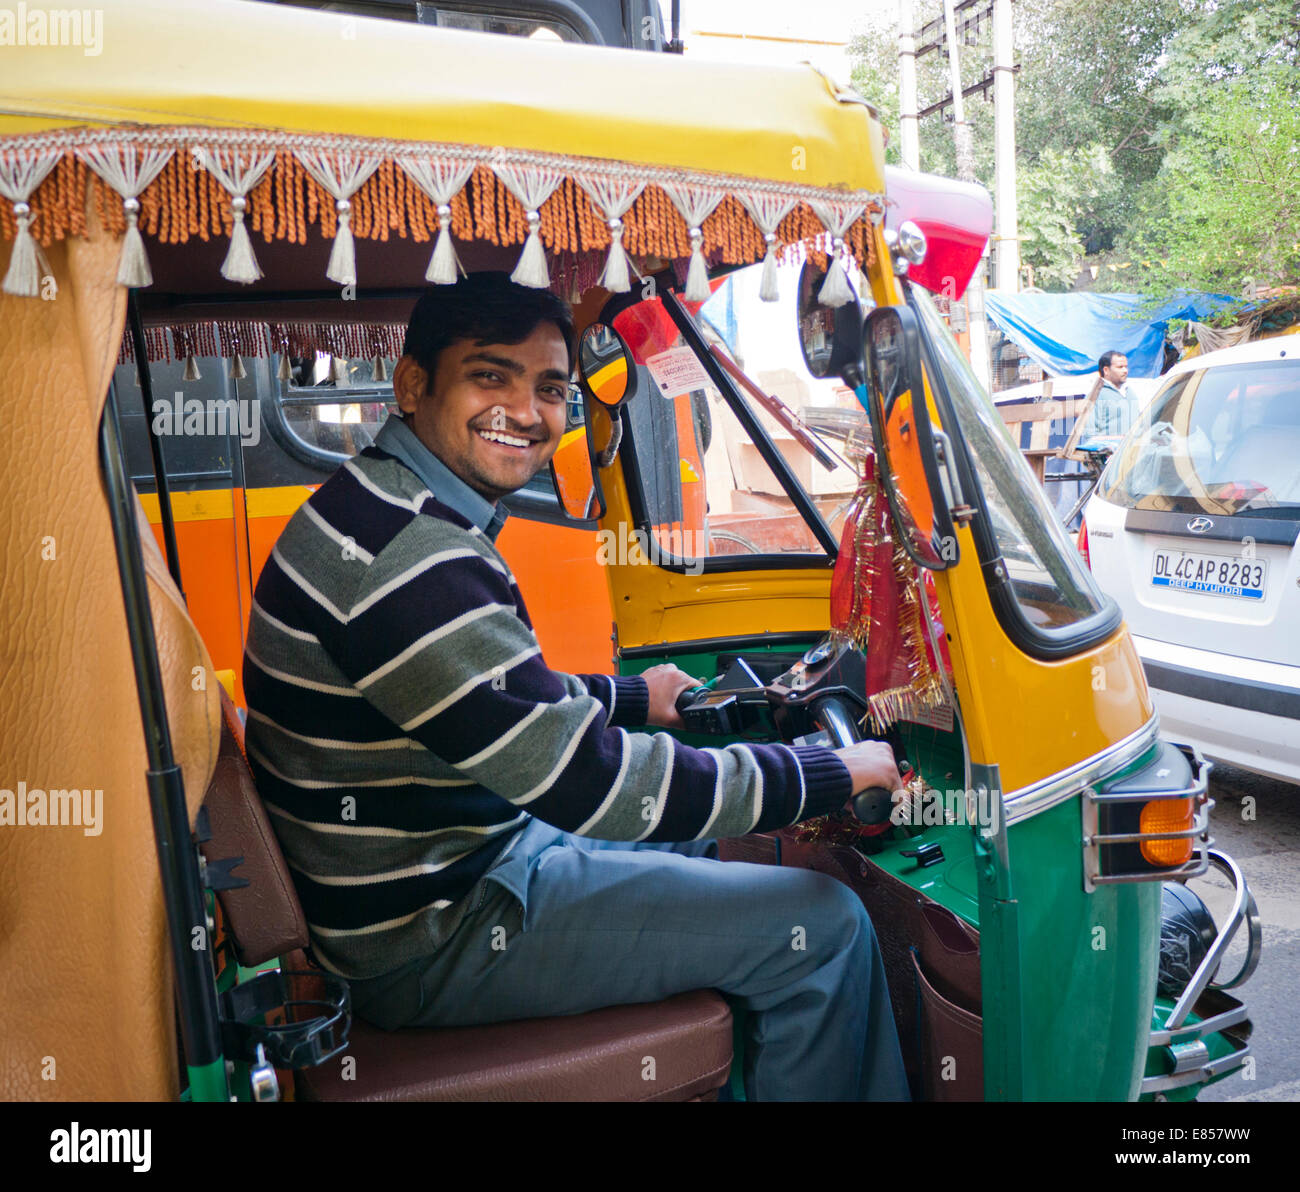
[0,0,1258,1103]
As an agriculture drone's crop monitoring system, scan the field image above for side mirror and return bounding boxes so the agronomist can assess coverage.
[550,423,603,522]
[576,323,636,408]
[796,262,864,383]
[861,305,959,569]
[553,323,636,523]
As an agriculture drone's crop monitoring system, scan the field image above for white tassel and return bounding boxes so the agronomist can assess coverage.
[294,151,381,290]
[332,356,349,385]
[371,354,387,383]
[662,183,724,305]
[3,202,41,297]
[684,228,710,303]
[759,242,780,302]
[809,201,869,309]
[600,219,631,292]
[491,161,564,291]
[577,177,644,295]
[511,210,550,288]
[0,150,62,298]
[229,353,247,380]
[326,199,355,286]
[277,353,293,382]
[738,194,795,303]
[396,158,474,286]
[428,204,461,284]
[77,145,172,290]
[818,239,855,308]
[183,353,202,382]
[118,198,151,287]
[223,197,262,283]
[194,148,275,286]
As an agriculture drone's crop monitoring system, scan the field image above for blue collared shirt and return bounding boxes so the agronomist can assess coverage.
[1086,380,1137,439]
[373,414,508,542]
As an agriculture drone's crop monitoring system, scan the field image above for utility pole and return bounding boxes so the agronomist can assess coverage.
[898,0,920,170]
[941,0,992,388]
[992,0,1019,291]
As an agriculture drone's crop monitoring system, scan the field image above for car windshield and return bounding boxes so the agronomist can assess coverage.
[909,287,1107,634]
[1098,358,1300,520]
[613,265,868,564]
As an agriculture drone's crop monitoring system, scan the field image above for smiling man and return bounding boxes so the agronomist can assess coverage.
[243,272,908,1101]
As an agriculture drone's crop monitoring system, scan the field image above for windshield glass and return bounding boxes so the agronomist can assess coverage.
[910,287,1107,633]
[612,265,868,565]
[1097,358,1300,520]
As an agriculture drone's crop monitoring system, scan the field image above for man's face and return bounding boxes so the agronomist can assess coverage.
[1103,354,1129,386]
[394,322,570,502]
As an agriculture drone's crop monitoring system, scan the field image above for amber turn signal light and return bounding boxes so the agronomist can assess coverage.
[1140,797,1195,867]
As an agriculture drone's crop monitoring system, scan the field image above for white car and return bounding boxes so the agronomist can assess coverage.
[1082,337,1300,785]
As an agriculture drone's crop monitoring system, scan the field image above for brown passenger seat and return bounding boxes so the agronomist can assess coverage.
[199,693,733,1102]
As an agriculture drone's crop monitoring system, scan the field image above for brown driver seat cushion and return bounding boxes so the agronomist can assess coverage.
[296,990,733,1102]
[201,697,733,1101]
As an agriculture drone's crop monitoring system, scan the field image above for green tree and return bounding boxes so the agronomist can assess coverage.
[847,0,1299,293]
[1018,145,1119,289]
[1121,0,1300,292]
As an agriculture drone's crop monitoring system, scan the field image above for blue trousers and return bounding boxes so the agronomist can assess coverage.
[347,817,909,1102]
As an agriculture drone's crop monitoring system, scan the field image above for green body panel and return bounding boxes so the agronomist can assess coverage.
[979,896,1025,1101]
[187,1057,229,1103]
[620,646,1174,1103]
[996,795,1162,1101]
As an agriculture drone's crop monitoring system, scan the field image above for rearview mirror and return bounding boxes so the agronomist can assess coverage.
[796,262,864,383]
[862,305,959,570]
[577,323,636,408]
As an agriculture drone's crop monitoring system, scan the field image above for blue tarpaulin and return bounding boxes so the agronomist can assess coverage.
[984,290,1235,378]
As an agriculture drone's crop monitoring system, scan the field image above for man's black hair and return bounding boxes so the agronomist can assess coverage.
[1098,349,1125,374]
[402,272,576,388]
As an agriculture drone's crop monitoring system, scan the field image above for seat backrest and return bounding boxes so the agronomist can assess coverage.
[200,692,310,967]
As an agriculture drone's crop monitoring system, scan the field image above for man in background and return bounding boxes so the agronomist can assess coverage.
[1087,349,1136,438]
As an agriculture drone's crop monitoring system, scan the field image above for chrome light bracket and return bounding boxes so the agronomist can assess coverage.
[1081,742,1212,892]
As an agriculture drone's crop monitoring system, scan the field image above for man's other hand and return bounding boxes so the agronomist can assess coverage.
[834,740,903,797]
[642,664,700,730]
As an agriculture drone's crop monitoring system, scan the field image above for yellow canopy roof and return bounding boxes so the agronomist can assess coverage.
[0,0,884,193]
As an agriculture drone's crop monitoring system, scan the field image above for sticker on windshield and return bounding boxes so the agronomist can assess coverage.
[645,347,712,399]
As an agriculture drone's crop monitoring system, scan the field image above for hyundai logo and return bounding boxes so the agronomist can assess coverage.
[1187,516,1214,534]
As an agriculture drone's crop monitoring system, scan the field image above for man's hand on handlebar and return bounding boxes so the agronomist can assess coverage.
[834,740,903,798]
[643,664,700,730]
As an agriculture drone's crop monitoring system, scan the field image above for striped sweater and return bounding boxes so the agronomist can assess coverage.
[243,445,851,978]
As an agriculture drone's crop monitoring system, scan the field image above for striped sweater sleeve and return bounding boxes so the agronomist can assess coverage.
[563,672,650,728]
[339,520,850,841]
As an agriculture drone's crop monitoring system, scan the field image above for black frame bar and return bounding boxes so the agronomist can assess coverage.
[99,381,226,1087]
[127,289,185,598]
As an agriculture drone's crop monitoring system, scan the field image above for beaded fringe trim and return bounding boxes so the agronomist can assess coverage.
[115,320,409,366]
[1,126,882,300]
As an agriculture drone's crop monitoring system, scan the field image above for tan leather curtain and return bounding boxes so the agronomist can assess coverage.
[0,208,220,1100]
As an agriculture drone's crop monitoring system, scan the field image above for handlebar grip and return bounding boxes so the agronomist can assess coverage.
[851,787,895,826]
[676,685,710,716]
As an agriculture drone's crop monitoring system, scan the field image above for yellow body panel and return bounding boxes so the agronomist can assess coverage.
[602,222,1153,796]
[136,488,234,523]
[0,0,883,195]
